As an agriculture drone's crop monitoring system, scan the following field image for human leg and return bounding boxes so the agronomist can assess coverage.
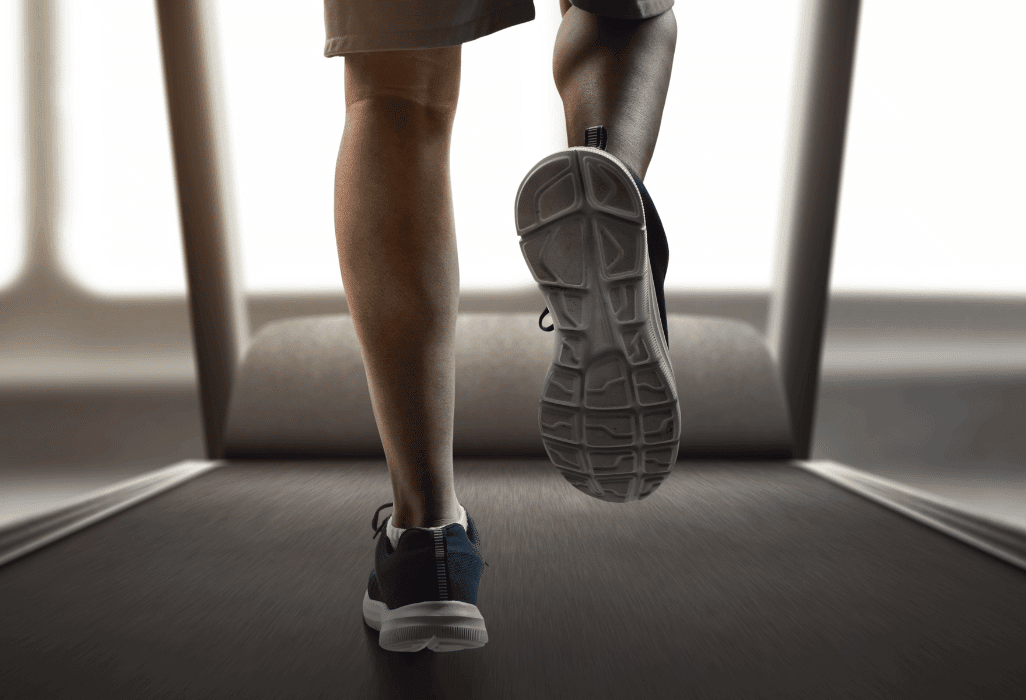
[553,1,677,180]
[333,47,463,529]
[514,0,680,502]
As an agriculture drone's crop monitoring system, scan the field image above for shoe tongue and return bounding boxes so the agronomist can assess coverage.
[584,125,607,150]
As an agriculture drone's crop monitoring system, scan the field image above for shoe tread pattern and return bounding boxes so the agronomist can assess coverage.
[516,148,681,503]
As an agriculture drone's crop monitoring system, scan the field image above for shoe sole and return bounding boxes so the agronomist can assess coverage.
[363,590,488,652]
[515,147,681,503]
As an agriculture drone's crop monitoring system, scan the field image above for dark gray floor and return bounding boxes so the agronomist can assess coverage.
[2,374,1025,527]
[2,459,1025,698]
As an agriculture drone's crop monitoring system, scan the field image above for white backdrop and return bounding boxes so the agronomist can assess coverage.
[1,0,23,289]
[1,0,1023,297]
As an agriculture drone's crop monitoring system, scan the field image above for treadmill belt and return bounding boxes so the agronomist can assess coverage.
[1,459,1024,698]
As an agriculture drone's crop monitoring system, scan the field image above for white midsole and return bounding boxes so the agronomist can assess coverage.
[363,590,485,631]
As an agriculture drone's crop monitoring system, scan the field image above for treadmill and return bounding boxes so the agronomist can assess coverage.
[3,1,1024,697]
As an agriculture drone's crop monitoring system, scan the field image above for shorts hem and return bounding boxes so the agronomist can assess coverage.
[570,0,674,20]
[324,2,536,57]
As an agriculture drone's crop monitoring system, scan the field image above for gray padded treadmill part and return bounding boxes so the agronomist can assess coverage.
[1,459,1023,698]
[224,313,793,458]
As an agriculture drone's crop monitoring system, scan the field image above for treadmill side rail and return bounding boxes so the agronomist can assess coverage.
[798,460,1026,574]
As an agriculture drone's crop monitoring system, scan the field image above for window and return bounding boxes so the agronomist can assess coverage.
[57,0,184,296]
[832,0,1026,294]
[55,0,1025,297]
[0,0,24,291]
[651,0,801,289]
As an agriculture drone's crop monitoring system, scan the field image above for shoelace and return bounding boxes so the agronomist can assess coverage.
[538,308,554,332]
[371,502,393,541]
[371,502,488,566]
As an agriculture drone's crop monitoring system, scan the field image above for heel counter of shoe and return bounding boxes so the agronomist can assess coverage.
[442,520,486,606]
[375,529,448,609]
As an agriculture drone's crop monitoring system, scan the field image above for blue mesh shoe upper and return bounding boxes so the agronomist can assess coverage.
[367,503,488,610]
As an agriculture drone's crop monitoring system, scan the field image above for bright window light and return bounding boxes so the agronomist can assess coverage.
[211,0,567,294]
[652,0,801,290]
[833,0,1026,294]
[56,0,1025,297]
[56,0,184,296]
[0,0,24,291]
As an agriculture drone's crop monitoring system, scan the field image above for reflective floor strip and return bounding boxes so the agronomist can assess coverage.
[797,459,1026,573]
[0,460,224,569]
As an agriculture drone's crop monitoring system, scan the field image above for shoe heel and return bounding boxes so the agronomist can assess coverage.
[515,148,646,291]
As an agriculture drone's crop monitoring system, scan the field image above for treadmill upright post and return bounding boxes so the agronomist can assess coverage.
[155,0,250,460]
[766,0,862,459]
[22,0,58,286]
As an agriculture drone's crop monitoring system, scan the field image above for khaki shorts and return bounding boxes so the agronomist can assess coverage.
[324,0,674,56]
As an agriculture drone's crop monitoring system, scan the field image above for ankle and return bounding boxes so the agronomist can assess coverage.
[391,501,462,529]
